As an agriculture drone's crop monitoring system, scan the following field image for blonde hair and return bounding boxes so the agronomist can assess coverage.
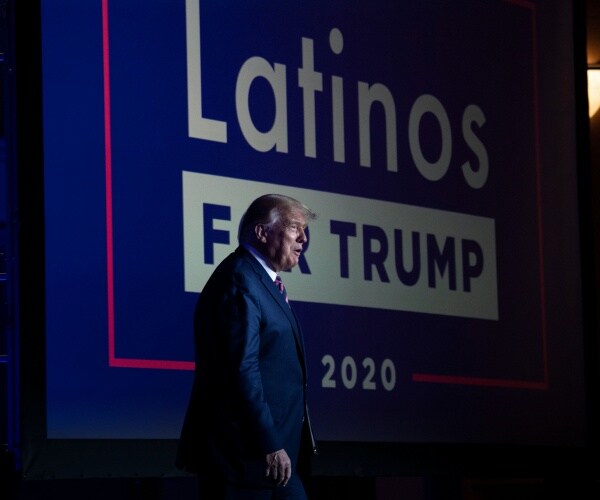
[238,194,316,244]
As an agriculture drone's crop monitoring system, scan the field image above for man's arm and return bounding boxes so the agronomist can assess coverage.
[216,273,283,453]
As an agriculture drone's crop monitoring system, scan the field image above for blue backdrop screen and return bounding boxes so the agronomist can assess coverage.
[38,0,585,473]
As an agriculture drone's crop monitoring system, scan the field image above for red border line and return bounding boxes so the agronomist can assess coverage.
[102,0,194,371]
[412,0,548,390]
[412,373,548,391]
[102,0,116,367]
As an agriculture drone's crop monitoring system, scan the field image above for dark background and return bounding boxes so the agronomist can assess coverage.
[2,0,600,499]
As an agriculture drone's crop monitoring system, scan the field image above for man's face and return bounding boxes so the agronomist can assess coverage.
[260,208,308,272]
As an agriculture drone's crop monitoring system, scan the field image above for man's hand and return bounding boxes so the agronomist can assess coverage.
[265,448,291,486]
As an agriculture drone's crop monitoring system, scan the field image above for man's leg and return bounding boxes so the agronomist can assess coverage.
[272,474,308,500]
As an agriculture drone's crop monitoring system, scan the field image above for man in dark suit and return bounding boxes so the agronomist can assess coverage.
[177,194,318,499]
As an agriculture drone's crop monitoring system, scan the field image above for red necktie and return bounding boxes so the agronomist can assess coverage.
[274,275,289,305]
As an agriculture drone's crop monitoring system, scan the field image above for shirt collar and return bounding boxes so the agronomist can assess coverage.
[243,243,278,281]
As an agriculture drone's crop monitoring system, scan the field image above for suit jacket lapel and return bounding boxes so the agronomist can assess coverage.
[238,247,306,360]
[267,278,307,364]
[258,267,301,335]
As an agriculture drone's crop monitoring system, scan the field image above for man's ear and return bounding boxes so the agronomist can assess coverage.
[254,224,268,243]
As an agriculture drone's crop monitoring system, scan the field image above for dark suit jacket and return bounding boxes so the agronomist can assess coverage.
[176,246,316,486]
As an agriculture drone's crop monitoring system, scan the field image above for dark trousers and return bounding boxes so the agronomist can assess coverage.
[197,474,308,500]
